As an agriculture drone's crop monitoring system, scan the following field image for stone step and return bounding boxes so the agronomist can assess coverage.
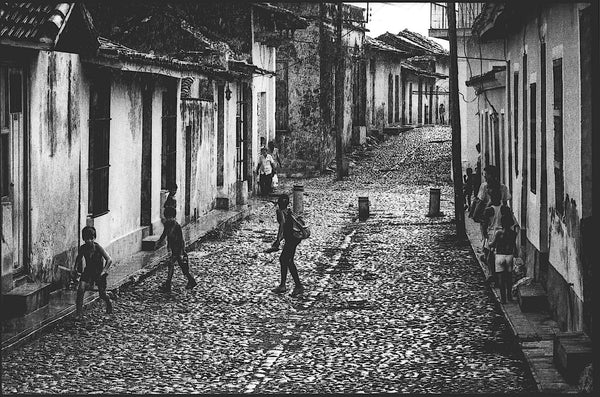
[2,283,51,319]
[141,235,160,251]
[553,332,593,384]
[517,282,548,312]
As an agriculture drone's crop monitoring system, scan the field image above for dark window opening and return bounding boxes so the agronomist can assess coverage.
[387,74,393,124]
[394,75,399,122]
[514,72,519,176]
[88,72,111,216]
[236,83,249,181]
[553,58,564,214]
[276,60,288,131]
[161,85,177,190]
[530,82,537,193]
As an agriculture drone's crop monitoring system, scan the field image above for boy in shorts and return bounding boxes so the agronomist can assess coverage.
[489,213,518,303]
[157,206,197,292]
[75,226,113,318]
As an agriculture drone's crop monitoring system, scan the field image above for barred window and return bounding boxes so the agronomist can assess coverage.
[88,72,111,217]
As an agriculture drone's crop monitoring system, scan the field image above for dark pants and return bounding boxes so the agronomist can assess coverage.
[279,239,301,287]
[164,252,195,287]
[259,173,273,196]
[77,273,112,314]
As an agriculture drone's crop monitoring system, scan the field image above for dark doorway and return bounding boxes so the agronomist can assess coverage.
[217,84,225,187]
[140,80,152,228]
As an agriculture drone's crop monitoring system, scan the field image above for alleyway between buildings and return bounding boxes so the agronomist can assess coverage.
[1,127,536,394]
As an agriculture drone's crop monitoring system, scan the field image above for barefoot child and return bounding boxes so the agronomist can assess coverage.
[270,194,305,297]
[489,212,518,303]
[157,206,197,292]
[75,226,113,317]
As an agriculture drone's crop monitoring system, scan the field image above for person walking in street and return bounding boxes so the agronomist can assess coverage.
[268,140,282,191]
[477,165,510,206]
[270,194,305,297]
[489,212,519,303]
[463,167,474,210]
[157,206,197,292]
[439,103,445,124]
[256,146,275,196]
[164,183,177,212]
[75,226,113,319]
[482,188,504,285]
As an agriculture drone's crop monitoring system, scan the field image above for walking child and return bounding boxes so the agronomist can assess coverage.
[75,226,113,318]
[270,194,305,297]
[489,212,518,303]
[157,206,197,292]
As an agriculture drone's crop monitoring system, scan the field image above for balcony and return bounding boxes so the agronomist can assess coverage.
[428,2,484,39]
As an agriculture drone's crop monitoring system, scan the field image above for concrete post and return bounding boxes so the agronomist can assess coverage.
[358,196,370,220]
[293,185,304,214]
[427,188,441,217]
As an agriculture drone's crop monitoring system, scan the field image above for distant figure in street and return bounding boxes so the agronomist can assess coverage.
[463,167,474,210]
[268,140,282,190]
[268,140,282,171]
[75,226,113,318]
[474,143,482,195]
[439,103,446,124]
[256,146,275,196]
[270,194,305,297]
[157,207,197,293]
[164,183,178,212]
[489,212,519,303]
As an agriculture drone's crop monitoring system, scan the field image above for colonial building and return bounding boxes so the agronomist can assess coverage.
[275,3,367,173]
[364,34,448,133]
[1,2,305,314]
[470,2,594,337]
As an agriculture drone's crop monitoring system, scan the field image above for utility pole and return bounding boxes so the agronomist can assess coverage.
[447,2,465,238]
[335,2,347,180]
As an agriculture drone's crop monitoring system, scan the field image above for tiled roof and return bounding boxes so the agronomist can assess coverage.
[95,36,247,79]
[0,2,73,45]
[251,3,308,29]
[401,61,447,79]
[397,29,448,56]
[365,36,408,56]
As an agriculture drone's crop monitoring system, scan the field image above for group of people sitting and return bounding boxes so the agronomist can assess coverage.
[465,151,519,304]
[255,137,282,196]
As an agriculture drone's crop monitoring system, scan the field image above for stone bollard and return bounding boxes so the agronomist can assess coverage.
[293,185,304,214]
[358,196,370,220]
[426,188,442,217]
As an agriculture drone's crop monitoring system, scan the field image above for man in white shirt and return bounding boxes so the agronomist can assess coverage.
[256,146,274,196]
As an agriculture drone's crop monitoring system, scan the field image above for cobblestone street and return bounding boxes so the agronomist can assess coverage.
[1,126,536,393]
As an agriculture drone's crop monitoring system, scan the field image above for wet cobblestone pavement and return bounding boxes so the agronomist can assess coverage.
[1,126,536,393]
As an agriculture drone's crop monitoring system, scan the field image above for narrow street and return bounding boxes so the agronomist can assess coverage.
[1,126,536,394]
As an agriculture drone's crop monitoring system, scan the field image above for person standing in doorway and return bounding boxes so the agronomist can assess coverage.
[75,226,113,319]
[439,103,446,124]
[268,140,282,190]
[256,146,274,196]
[164,183,177,212]
[270,194,305,297]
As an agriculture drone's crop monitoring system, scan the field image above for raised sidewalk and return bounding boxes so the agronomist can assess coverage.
[1,202,256,354]
[464,213,579,393]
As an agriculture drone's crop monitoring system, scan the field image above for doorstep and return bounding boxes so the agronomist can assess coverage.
[464,213,578,393]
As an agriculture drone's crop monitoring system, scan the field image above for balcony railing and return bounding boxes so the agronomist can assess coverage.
[429,3,484,34]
